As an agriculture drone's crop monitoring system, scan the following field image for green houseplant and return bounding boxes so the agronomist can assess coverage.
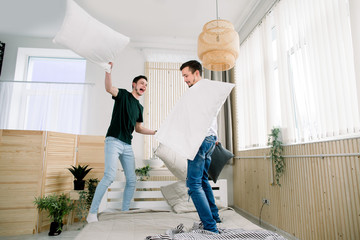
[75,178,99,223]
[85,178,99,208]
[34,193,74,236]
[68,164,93,190]
[268,127,285,186]
[135,165,151,181]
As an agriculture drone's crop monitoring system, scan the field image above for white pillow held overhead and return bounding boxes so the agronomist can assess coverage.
[53,0,130,72]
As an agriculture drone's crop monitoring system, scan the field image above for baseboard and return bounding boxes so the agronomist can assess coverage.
[231,206,298,240]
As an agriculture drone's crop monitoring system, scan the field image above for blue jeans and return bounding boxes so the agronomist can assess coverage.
[89,137,136,213]
[187,135,219,233]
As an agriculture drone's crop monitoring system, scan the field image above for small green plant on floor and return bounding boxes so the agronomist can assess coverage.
[268,127,285,186]
[135,165,151,181]
[34,193,74,232]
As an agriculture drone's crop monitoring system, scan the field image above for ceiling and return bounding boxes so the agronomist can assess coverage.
[0,0,266,47]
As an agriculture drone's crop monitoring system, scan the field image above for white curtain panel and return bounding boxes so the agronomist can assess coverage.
[235,0,358,149]
[235,28,269,149]
[0,81,86,134]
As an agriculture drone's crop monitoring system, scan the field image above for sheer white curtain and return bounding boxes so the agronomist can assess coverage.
[235,0,358,149]
[235,27,269,148]
[0,81,87,134]
[0,48,90,134]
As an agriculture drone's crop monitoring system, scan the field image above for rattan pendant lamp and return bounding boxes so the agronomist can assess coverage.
[198,0,240,71]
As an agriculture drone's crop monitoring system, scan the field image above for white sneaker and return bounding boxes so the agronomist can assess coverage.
[86,213,98,223]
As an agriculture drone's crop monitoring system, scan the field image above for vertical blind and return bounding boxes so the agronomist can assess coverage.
[235,0,358,149]
[143,62,187,159]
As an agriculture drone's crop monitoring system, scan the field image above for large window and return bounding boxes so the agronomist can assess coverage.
[0,48,88,134]
[235,0,358,149]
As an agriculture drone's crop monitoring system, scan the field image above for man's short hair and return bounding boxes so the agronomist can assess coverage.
[133,75,148,84]
[180,60,202,76]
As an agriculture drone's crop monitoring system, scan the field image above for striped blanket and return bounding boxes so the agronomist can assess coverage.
[146,223,287,240]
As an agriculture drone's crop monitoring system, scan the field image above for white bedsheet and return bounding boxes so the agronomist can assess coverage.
[75,208,262,240]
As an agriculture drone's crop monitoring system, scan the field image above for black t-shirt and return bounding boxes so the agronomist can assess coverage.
[106,89,143,144]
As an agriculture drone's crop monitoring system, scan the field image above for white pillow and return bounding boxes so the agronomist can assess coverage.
[161,180,225,213]
[155,79,235,160]
[53,0,130,72]
[160,180,196,213]
[155,143,187,181]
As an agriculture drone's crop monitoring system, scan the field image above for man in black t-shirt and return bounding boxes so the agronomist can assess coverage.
[87,62,156,223]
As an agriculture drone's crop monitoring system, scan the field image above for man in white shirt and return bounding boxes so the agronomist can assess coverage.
[180,60,220,233]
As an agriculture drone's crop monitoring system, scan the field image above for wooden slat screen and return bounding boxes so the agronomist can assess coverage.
[76,135,105,181]
[0,130,178,236]
[0,130,45,236]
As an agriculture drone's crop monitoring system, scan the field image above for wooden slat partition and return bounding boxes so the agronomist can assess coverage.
[76,135,105,181]
[38,131,77,232]
[0,130,107,236]
[233,138,360,239]
[0,130,45,236]
[43,131,76,195]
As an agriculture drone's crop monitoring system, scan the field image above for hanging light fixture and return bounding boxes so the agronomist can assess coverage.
[198,0,240,71]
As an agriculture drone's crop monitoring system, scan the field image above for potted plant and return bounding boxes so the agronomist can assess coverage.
[75,178,99,223]
[67,164,93,190]
[85,178,99,208]
[135,165,151,181]
[268,127,285,186]
[34,193,74,236]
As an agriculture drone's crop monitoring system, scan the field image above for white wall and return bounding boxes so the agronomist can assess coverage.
[0,34,146,164]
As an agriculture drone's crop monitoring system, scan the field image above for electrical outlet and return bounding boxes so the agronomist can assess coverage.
[262,198,270,205]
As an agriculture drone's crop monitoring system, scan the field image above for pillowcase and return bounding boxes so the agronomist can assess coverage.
[155,79,235,160]
[155,143,187,181]
[160,180,196,213]
[208,142,234,183]
[161,180,225,213]
[53,0,130,72]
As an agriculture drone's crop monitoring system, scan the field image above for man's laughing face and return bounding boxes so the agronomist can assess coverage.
[133,78,147,96]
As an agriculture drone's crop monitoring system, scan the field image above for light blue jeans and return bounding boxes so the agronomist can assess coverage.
[187,135,220,233]
[89,137,136,213]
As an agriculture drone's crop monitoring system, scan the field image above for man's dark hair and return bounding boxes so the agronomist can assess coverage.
[180,60,202,76]
[133,75,148,84]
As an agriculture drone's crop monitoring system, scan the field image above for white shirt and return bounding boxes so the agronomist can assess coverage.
[207,117,218,137]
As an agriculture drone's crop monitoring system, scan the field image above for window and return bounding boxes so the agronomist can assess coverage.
[234,0,358,150]
[1,48,88,134]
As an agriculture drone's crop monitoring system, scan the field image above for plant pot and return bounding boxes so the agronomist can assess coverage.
[74,180,85,190]
[48,221,63,236]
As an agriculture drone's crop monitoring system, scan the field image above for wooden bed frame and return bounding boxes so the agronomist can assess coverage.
[98,179,228,212]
